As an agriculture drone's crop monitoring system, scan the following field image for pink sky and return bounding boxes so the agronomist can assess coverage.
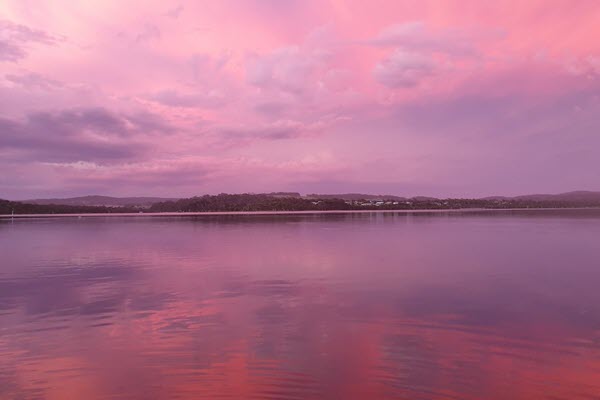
[1,0,600,199]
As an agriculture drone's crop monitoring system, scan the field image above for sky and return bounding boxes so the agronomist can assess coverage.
[1,0,600,200]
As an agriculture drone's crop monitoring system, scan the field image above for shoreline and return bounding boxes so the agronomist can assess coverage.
[2,207,599,219]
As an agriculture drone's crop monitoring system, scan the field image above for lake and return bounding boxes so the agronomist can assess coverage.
[1,210,600,399]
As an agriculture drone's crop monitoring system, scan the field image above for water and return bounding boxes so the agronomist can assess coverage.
[1,210,600,399]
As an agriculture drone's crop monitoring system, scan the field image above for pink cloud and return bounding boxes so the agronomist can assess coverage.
[370,21,478,56]
[373,50,436,88]
[0,18,59,61]
[1,0,600,198]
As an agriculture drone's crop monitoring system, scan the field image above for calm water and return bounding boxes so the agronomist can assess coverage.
[2,210,600,399]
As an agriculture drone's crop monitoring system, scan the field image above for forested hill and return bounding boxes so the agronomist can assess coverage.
[25,195,177,207]
[0,199,137,215]
[3,192,600,215]
[148,194,350,212]
[149,193,600,212]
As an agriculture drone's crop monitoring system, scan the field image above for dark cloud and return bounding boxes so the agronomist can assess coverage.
[0,19,56,44]
[0,40,26,62]
[124,110,176,134]
[0,19,58,62]
[0,107,173,163]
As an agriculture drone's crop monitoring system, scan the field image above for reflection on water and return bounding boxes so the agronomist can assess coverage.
[1,210,600,399]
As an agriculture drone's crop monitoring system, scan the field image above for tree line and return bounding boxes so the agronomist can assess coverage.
[0,199,138,215]
[2,193,600,215]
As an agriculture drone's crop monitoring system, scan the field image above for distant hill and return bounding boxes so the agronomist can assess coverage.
[21,191,600,206]
[409,196,439,202]
[307,193,407,201]
[25,195,178,208]
[305,191,600,204]
[481,196,510,201]
[3,190,600,215]
[266,192,302,198]
[513,191,600,202]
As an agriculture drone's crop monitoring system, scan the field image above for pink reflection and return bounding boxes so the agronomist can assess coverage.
[1,212,600,398]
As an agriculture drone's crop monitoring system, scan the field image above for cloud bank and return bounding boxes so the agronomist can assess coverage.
[1,0,599,199]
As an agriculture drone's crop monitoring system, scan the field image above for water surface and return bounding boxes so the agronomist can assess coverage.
[1,210,600,399]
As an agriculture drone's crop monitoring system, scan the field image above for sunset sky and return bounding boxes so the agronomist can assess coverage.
[1,0,599,199]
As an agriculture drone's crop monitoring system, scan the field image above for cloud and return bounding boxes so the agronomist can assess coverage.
[150,89,226,108]
[0,19,56,45]
[5,72,62,90]
[38,151,349,197]
[370,21,476,56]
[190,52,231,81]
[246,46,319,94]
[209,113,348,148]
[253,101,290,116]
[370,21,492,88]
[216,120,307,143]
[135,24,161,43]
[0,107,172,163]
[1,3,600,198]
[563,55,600,77]
[144,53,234,109]
[125,111,176,135]
[243,26,361,125]
[373,50,436,88]
[164,5,184,19]
[0,19,58,62]
[246,26,337,96]
[49,159,216,191]
[0,40,26,62]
